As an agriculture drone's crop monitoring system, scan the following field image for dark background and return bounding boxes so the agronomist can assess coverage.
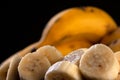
[0,0,120,63]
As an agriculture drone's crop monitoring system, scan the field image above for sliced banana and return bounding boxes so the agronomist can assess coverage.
[36,45,63,64]
[18,52,51,80]
[63,48,87,66]
[6,55,21,80]
[45,61,82,80]
[79,44,119,80]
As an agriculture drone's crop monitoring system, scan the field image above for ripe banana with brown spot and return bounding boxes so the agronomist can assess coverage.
[45,61,82,80]
[79,44,119,80]
[39,6,117,47]
[18,52,51,80]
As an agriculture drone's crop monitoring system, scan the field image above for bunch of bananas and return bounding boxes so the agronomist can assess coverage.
[0,6,120,80]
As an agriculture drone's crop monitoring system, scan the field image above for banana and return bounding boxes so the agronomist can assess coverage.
[18,52,51,80]
[39,6,117,47]
[6,55,21,80]
[109,38,120,52]
[63,48,87,65]
[79,44,119,80]
[45,61,82,80]
[36,45,63,64]
[101,27,120,45]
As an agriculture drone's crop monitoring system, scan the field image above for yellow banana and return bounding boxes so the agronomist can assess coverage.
[39,6,117,46]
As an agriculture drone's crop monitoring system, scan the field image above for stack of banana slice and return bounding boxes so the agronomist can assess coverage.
[0,44,120,80]
[0,45,63,80]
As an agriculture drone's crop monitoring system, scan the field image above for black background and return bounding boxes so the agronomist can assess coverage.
[0,0,120,63]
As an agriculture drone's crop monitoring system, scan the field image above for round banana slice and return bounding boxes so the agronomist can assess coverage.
[36,45,63,64]
[45,61,82,80]
[79,44,119,80]
[63,48,87,66]
[18,52,51,80]
[6,55,21,80]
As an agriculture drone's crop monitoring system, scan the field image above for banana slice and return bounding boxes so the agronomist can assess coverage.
[36,45,63,64]
[114,51,120,80]
[45,61,82,80]
[6,55,21,80]
[63,48,87,66]
[18,52,51,80]
[79,44,119,80]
